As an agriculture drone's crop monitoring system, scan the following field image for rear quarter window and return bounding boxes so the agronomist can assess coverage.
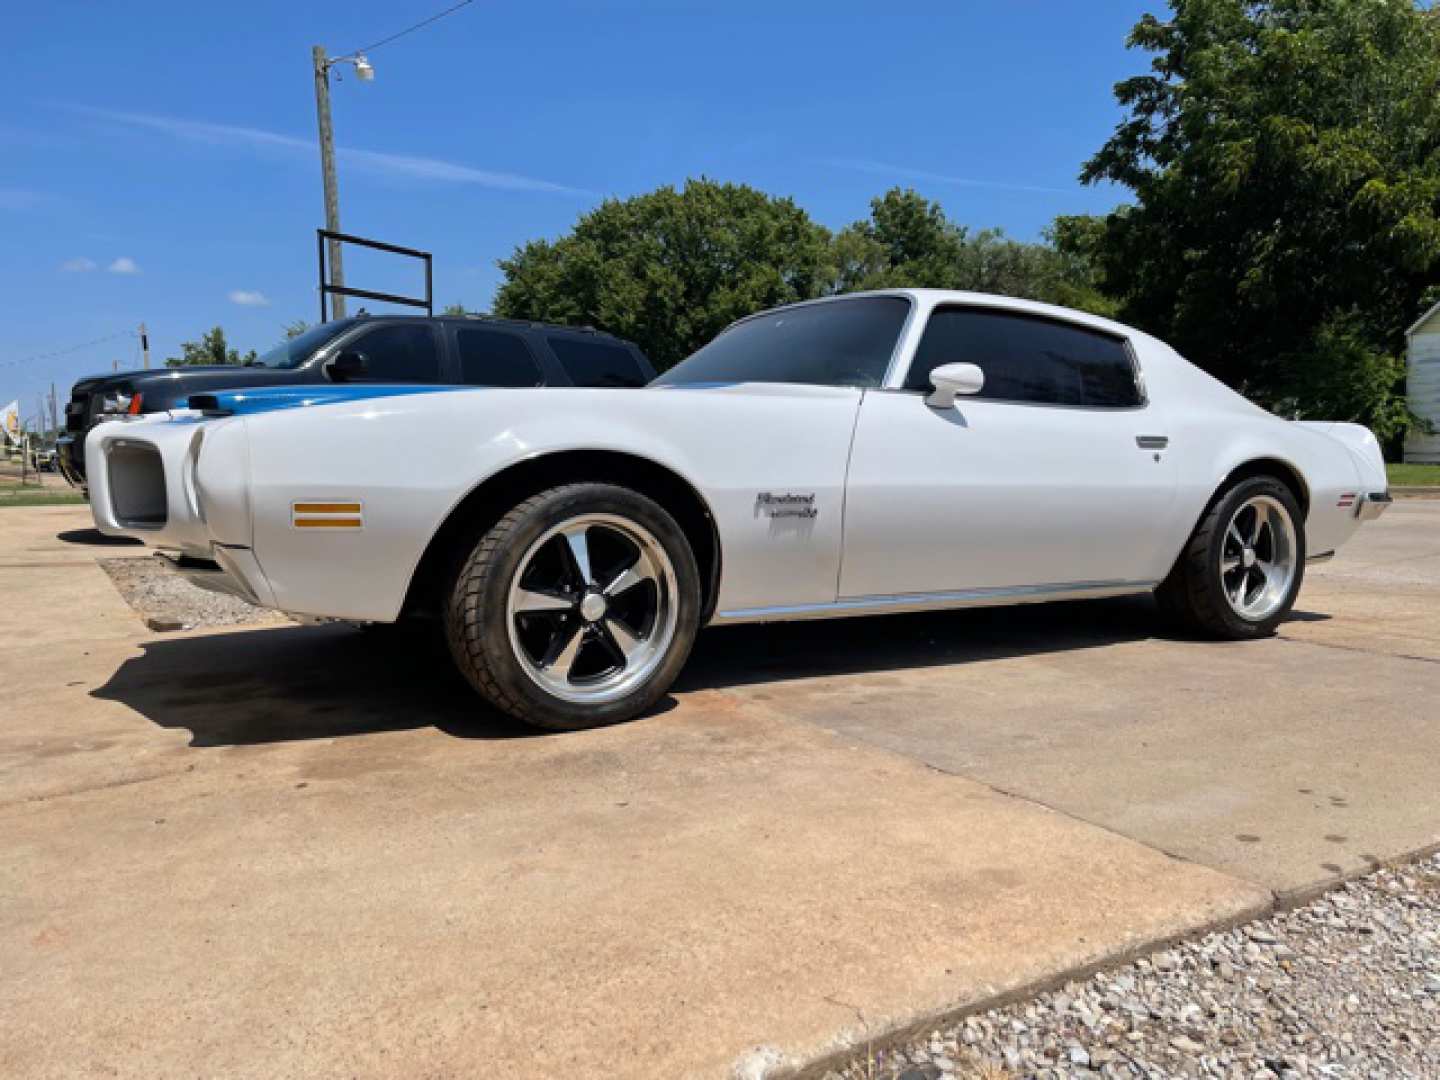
[547,337,647,387]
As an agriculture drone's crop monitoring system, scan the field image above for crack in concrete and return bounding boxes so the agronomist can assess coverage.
[1275,633,1440,666]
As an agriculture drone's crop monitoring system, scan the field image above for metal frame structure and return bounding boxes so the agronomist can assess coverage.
[317,229,433,322]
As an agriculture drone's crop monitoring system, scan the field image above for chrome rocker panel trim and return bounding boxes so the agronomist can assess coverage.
[711,579,1157,624]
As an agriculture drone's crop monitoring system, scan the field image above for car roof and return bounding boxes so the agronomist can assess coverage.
[730,288,1151,345]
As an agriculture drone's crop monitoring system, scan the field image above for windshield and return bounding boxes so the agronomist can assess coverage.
[251,320,355,369]
[652,296,910,388]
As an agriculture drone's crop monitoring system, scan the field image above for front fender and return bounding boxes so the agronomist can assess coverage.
[239,385,860,621]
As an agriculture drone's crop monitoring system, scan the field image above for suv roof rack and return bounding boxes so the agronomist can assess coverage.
[454,312,607,337]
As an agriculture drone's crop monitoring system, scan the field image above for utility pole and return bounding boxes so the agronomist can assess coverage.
[139,322,150,370]
[48,383,58,438]
[312,45,346,318]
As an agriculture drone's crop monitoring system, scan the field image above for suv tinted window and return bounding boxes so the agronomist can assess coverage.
[347,323,441,382]
[456,328,541,387]
[906,307,1140,408]
[547,337,646,387]
[653,296,910,388]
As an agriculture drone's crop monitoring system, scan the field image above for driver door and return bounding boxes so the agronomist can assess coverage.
[839,306,1178,599]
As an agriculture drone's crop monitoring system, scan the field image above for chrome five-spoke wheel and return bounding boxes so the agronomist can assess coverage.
[505,513,679,705]
[1220,494,1297,621]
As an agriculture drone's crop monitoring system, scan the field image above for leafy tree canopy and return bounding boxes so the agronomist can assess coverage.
[165,326,256,367]
[494,180,1109,370]
[1076,0,1440,440]
[495,179,832,370]
[833,189,1116,317]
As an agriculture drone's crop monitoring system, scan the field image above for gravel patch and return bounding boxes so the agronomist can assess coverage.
[829,854,1440,1080]
[100,555,290,631]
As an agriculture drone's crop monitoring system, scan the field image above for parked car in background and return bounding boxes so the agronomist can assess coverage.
[86,290,1391,732]
[56,314,655,488]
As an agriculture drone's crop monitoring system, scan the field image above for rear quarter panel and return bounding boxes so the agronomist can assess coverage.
[1138,339,1364,562]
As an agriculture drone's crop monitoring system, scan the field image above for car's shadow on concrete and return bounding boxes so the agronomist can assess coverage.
[91,622,542,746]
[57,527,144,547]
[93,594,1333,747]
[678,594,1167,691]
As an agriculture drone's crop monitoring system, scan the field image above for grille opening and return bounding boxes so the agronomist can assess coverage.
[108,443,167,528]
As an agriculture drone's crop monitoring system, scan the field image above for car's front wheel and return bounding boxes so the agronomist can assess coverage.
[1156,475,1306,639]
[445,483,701,730]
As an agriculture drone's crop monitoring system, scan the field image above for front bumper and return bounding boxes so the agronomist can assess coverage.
[56,434,85,488]
[1356,491,1393,522]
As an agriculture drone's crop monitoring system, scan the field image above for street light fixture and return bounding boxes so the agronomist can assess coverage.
[311,47,375,318]
[308,3,474,319]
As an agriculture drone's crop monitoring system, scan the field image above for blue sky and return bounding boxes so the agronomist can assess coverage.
[1,0,1152,420]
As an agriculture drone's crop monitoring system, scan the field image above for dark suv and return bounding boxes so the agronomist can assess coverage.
[58,314,655,487]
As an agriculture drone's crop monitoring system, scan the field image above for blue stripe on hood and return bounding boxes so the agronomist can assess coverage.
[190,384,465,416]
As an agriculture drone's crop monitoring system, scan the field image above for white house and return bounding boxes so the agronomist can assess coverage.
[1406,301,1440,463]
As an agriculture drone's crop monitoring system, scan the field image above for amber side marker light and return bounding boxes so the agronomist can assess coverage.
[292,501,363,529]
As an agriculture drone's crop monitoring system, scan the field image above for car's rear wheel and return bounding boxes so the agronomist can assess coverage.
[445,483,701,730]
[1156,475,1305,639]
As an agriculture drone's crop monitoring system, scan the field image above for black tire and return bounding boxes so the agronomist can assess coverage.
[1156,475,1306,639]
[444,482,701,731]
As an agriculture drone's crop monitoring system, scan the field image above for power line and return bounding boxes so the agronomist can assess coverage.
[350,0,476,56]
[0,330,135,371]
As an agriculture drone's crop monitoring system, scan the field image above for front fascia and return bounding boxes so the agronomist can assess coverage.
[241,385,862,622]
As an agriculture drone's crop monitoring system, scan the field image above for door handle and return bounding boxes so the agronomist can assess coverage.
[1136,435,1169,450]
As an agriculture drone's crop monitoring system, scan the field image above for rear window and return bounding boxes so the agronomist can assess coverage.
[547,337,647,387]
[456,328,542,387]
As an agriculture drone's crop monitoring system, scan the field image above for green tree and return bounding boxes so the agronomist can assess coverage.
[1079,0,1440,441]
[494,178,833,370]
[495,182,1114,371]
[441,303,469,316]
[165,326,257,367]
[832,189,1116,315]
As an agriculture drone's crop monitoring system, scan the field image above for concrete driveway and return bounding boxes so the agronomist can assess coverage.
[2,502,1436,1078]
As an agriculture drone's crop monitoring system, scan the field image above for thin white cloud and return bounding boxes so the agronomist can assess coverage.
[67,105,591,196]
[823,157,1073,196]
[0,187,44,211]
[228,289,270,307]
[60,256,97,272]
[107,256,141,274]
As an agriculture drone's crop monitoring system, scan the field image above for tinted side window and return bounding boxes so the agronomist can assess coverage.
[347,324,441,382]
[906,308,1140,408]
[547,337,647,387]
[456,328,541,387]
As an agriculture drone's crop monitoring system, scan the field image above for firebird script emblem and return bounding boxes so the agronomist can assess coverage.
[755,492,818,520]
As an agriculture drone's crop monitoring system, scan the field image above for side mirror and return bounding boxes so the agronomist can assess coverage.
[926,362,985,409]
[327,350,369,382]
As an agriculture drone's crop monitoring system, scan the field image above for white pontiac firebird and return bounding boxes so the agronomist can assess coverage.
[88,290,1391,730]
